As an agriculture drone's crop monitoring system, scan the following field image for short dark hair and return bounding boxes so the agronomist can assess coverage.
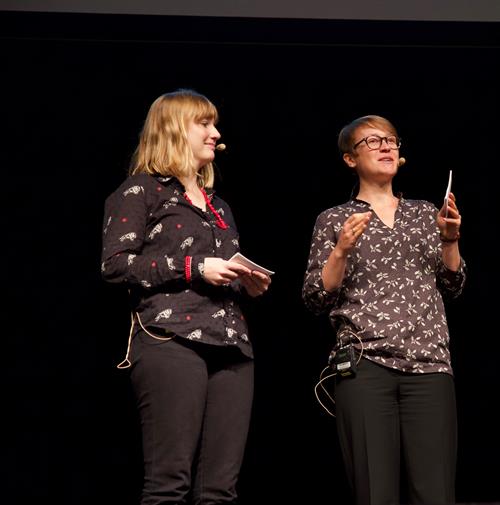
[338,115,398,154]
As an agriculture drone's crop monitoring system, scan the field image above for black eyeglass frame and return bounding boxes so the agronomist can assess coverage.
[352,134,402,151]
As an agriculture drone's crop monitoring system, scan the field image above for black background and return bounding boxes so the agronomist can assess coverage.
[2,10,499,505]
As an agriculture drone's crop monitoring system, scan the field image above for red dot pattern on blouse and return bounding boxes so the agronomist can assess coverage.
[101,175,252,358]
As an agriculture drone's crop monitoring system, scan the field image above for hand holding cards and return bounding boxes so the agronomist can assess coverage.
[229,252,275,275]
[444,170,453,218]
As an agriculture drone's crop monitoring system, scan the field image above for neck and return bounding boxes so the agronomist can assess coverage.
[356,180,395,206]
[179,173,207,210]
[179,174,199,193]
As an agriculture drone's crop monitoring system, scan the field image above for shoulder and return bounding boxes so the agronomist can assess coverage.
[110,174,181,198]
[401,199,439,225]
[104,174,168,215]
[315,201,361,223]
[402,198,437,213]
[107,173,152,196]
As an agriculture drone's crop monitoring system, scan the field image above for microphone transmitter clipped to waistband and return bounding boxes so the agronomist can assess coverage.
[328,341,357,377]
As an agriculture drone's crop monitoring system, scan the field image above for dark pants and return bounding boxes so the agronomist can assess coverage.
[335,358,457,505]
[130,331,254,505]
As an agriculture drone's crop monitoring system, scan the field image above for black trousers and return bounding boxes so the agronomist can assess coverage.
[130,331,254,505]
[335,358,457,505]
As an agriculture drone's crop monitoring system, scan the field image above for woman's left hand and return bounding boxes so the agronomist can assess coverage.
[437,192,461,241]
[240,271,271,297]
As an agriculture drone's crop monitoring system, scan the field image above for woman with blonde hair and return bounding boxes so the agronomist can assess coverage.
[101,89,271,504]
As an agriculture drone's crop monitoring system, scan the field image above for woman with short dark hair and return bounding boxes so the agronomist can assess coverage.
[303,114,465,505]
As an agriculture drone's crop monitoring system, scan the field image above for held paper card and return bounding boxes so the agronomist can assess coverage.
[444,170,453,218]
[229,253,275,275]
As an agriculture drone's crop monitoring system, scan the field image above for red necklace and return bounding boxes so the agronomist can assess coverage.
[184,188,228,230]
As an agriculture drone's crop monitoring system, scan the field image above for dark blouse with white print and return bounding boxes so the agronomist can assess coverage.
[302,197,466,375]
[101,173,253,358]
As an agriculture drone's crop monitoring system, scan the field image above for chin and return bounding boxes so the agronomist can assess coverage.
[201,152,215,163]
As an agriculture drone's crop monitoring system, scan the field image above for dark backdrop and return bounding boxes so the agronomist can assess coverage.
[2,11,499,505]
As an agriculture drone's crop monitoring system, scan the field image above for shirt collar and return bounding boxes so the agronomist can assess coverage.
[154,175,216,200]
[351,192,404,207]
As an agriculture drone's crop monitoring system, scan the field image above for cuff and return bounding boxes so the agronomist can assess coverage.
[184,256,193,283]
[187,255,206,283]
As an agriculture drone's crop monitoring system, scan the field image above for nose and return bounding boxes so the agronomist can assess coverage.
[210,125,221,140]
[380,137,392,150]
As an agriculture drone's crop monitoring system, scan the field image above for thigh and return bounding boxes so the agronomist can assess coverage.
[131,332,209,437]
[335,358,401,505]
[399,372,457,505]
[192,351,254,505]
[130,332,210,503]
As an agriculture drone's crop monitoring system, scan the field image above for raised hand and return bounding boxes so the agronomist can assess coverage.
[337,211,372,254]
[437,192,461,242]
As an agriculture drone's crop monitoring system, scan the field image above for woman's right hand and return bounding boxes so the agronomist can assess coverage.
[203,258,251,286]
[321,211,372,292]
[336,212,372,256]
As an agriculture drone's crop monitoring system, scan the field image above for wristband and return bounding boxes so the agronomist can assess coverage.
[439,232,460,243]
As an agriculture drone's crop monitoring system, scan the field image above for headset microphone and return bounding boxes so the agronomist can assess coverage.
[398,157,406,167]
[215,143,226,151]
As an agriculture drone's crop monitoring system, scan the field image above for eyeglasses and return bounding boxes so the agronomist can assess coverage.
[353,135,401,151]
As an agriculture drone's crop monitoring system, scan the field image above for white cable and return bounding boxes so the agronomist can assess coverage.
[313,330,365,417]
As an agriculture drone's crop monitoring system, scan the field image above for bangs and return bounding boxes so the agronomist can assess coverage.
[190,99,219,123]
[364,116,397,136]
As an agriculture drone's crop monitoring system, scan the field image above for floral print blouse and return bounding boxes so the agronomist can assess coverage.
[101,173,253,359]
[302,198,466,375]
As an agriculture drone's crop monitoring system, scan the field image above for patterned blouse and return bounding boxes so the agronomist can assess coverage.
[101,173,253,359]
[302,197,466,375]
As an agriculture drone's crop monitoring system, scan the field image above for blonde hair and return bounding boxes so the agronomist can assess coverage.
[338,115,398,155]
[130,89,219,188]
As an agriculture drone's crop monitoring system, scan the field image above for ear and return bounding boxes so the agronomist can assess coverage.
[343,152,357,169]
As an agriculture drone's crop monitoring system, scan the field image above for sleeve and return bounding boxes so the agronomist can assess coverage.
[424,201,467,300]
[100,180,193,289]
[436,255,467,299]
[302,211,343,315]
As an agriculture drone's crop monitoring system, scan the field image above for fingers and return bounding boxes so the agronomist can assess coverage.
[240,271,271,297]
[204,257,251,286]
[218,264,247,285]
[347,212,372,230]
[341,211,372,245]
[204,257,272,288]
[442,193,461,221]
[226,261,252,276]
[437,193,462,240]
[249,271,271,291]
